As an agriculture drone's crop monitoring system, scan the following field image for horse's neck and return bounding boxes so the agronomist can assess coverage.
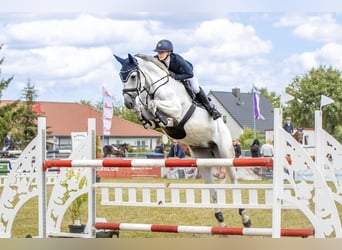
[136,54,169,73]
[140,59,192,102]
[137,57,193,120]
[137,56,171,85]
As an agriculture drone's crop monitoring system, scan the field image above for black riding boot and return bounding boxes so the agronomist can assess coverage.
[196,88,221,120]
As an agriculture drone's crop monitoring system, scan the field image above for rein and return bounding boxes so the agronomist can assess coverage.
[122,65,170,107]
[121,55,195,131]
[148,74,169,99]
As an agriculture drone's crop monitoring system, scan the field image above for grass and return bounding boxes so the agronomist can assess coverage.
[1,177,323,238]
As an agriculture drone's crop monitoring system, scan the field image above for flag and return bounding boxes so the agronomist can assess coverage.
[280,91,294,106]
[103,88,113,135]
[320,95,334,109]
[253,85,265,120]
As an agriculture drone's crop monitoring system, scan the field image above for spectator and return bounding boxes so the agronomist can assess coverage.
[260,139,274,157]
[3,132,12,151]
[154,139,165,155]
[215,137,241,180]
[260,139,274,179]
[283,116,294,134]
[167,140,186,179]
[167,140,186,158]
[250,138,261,157]
[232,138,242,158]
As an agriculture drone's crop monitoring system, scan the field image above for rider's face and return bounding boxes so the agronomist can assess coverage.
[157,51,169,61]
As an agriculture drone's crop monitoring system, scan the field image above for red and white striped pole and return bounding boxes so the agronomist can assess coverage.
[43,158,273,171]
[95,222,314,238]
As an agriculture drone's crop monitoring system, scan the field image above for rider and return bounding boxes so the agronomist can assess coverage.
[283,116,294,134]
[153,39,221,120]
[2,131,12,151]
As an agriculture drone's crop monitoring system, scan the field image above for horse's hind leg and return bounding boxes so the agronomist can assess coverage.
[239,208,251,227]
[224,167,252,228]
[200,166,226,227]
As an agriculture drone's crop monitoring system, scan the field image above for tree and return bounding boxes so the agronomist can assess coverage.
[80,97,142,125]
[13,80,39,146]
[259,87,280,108]
[0,46,14,98]
[0,44,17,144]
[285,66,342,141]
[239,126,265,150]
[113,105,141,124]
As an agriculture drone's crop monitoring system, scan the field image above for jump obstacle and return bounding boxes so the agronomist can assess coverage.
[0,108,342,238]
[94,222,314,237]
[43,157,273,170]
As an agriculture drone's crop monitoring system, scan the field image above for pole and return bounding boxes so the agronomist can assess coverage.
[101,86,105,150]
[252,87,256,138]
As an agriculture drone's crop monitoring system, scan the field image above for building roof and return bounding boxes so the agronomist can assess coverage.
[2,101,163,137]
[209,89,274,133]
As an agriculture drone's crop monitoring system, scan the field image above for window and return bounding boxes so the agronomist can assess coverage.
[304,135,309,145]
[136,140,147,150]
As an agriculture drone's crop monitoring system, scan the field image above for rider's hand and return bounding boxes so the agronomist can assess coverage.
[169,72,176,79]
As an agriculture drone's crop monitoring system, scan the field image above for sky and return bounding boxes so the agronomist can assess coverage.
[1,1,342,105]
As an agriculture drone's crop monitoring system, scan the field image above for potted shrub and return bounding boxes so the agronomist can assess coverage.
[68,193,88,233]
[60,168,88,233]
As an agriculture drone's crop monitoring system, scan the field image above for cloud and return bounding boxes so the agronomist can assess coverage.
[3,14,161,49]
[275,13,342,43]
[284,43,342,73]
[0,13,164,102]
[188,18,272,59]
[1,12,342,104]
[1,13,277,102]
[179,18,273,92]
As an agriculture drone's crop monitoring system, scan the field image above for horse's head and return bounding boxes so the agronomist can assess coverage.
[120,143,129,150]
[114,54,140,109]
[296,127,304,134]
[293,127,304,143]
[114,53,170,110]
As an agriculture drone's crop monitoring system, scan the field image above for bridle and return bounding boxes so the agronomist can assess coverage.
[121,63,170,107]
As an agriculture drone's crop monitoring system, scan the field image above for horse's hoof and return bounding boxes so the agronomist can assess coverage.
[215,211,224,223]
[218,222,226,227]
[243,218,252,228]
[238,208,246,215]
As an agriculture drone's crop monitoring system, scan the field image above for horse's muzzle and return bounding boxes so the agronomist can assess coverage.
[124,97,134,109]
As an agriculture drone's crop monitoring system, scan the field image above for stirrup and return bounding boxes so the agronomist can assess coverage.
[211,110,221,120]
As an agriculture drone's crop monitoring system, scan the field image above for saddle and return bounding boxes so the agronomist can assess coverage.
[111,145,121,151]
[142,80,218,139]
[182,80,216,110]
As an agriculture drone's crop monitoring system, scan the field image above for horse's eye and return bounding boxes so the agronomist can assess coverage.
[130,74,136,80]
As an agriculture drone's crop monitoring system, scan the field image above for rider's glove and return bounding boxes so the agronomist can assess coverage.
[169,72,176,79]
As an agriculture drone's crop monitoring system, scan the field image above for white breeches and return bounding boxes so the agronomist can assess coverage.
[188,71,200,94]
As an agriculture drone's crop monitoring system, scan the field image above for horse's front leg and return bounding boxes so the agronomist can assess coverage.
[133,99,158,129]
[153,99,182,118]
[148,99,182,127]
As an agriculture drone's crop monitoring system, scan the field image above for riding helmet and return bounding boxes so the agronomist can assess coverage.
[153,39,173,52]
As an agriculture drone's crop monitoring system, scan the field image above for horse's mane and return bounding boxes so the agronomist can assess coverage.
[135,54,170,74]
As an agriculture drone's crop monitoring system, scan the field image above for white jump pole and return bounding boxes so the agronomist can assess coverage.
[39,118,97,238]
[37,117,47,238]
[272,108,283,238]
[87,118,96,238]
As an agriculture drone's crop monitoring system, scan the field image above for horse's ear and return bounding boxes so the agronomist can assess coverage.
[128,53,138,66]
[113,54,125,65]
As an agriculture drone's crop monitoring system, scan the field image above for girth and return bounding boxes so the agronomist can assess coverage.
[163,103,196,139]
